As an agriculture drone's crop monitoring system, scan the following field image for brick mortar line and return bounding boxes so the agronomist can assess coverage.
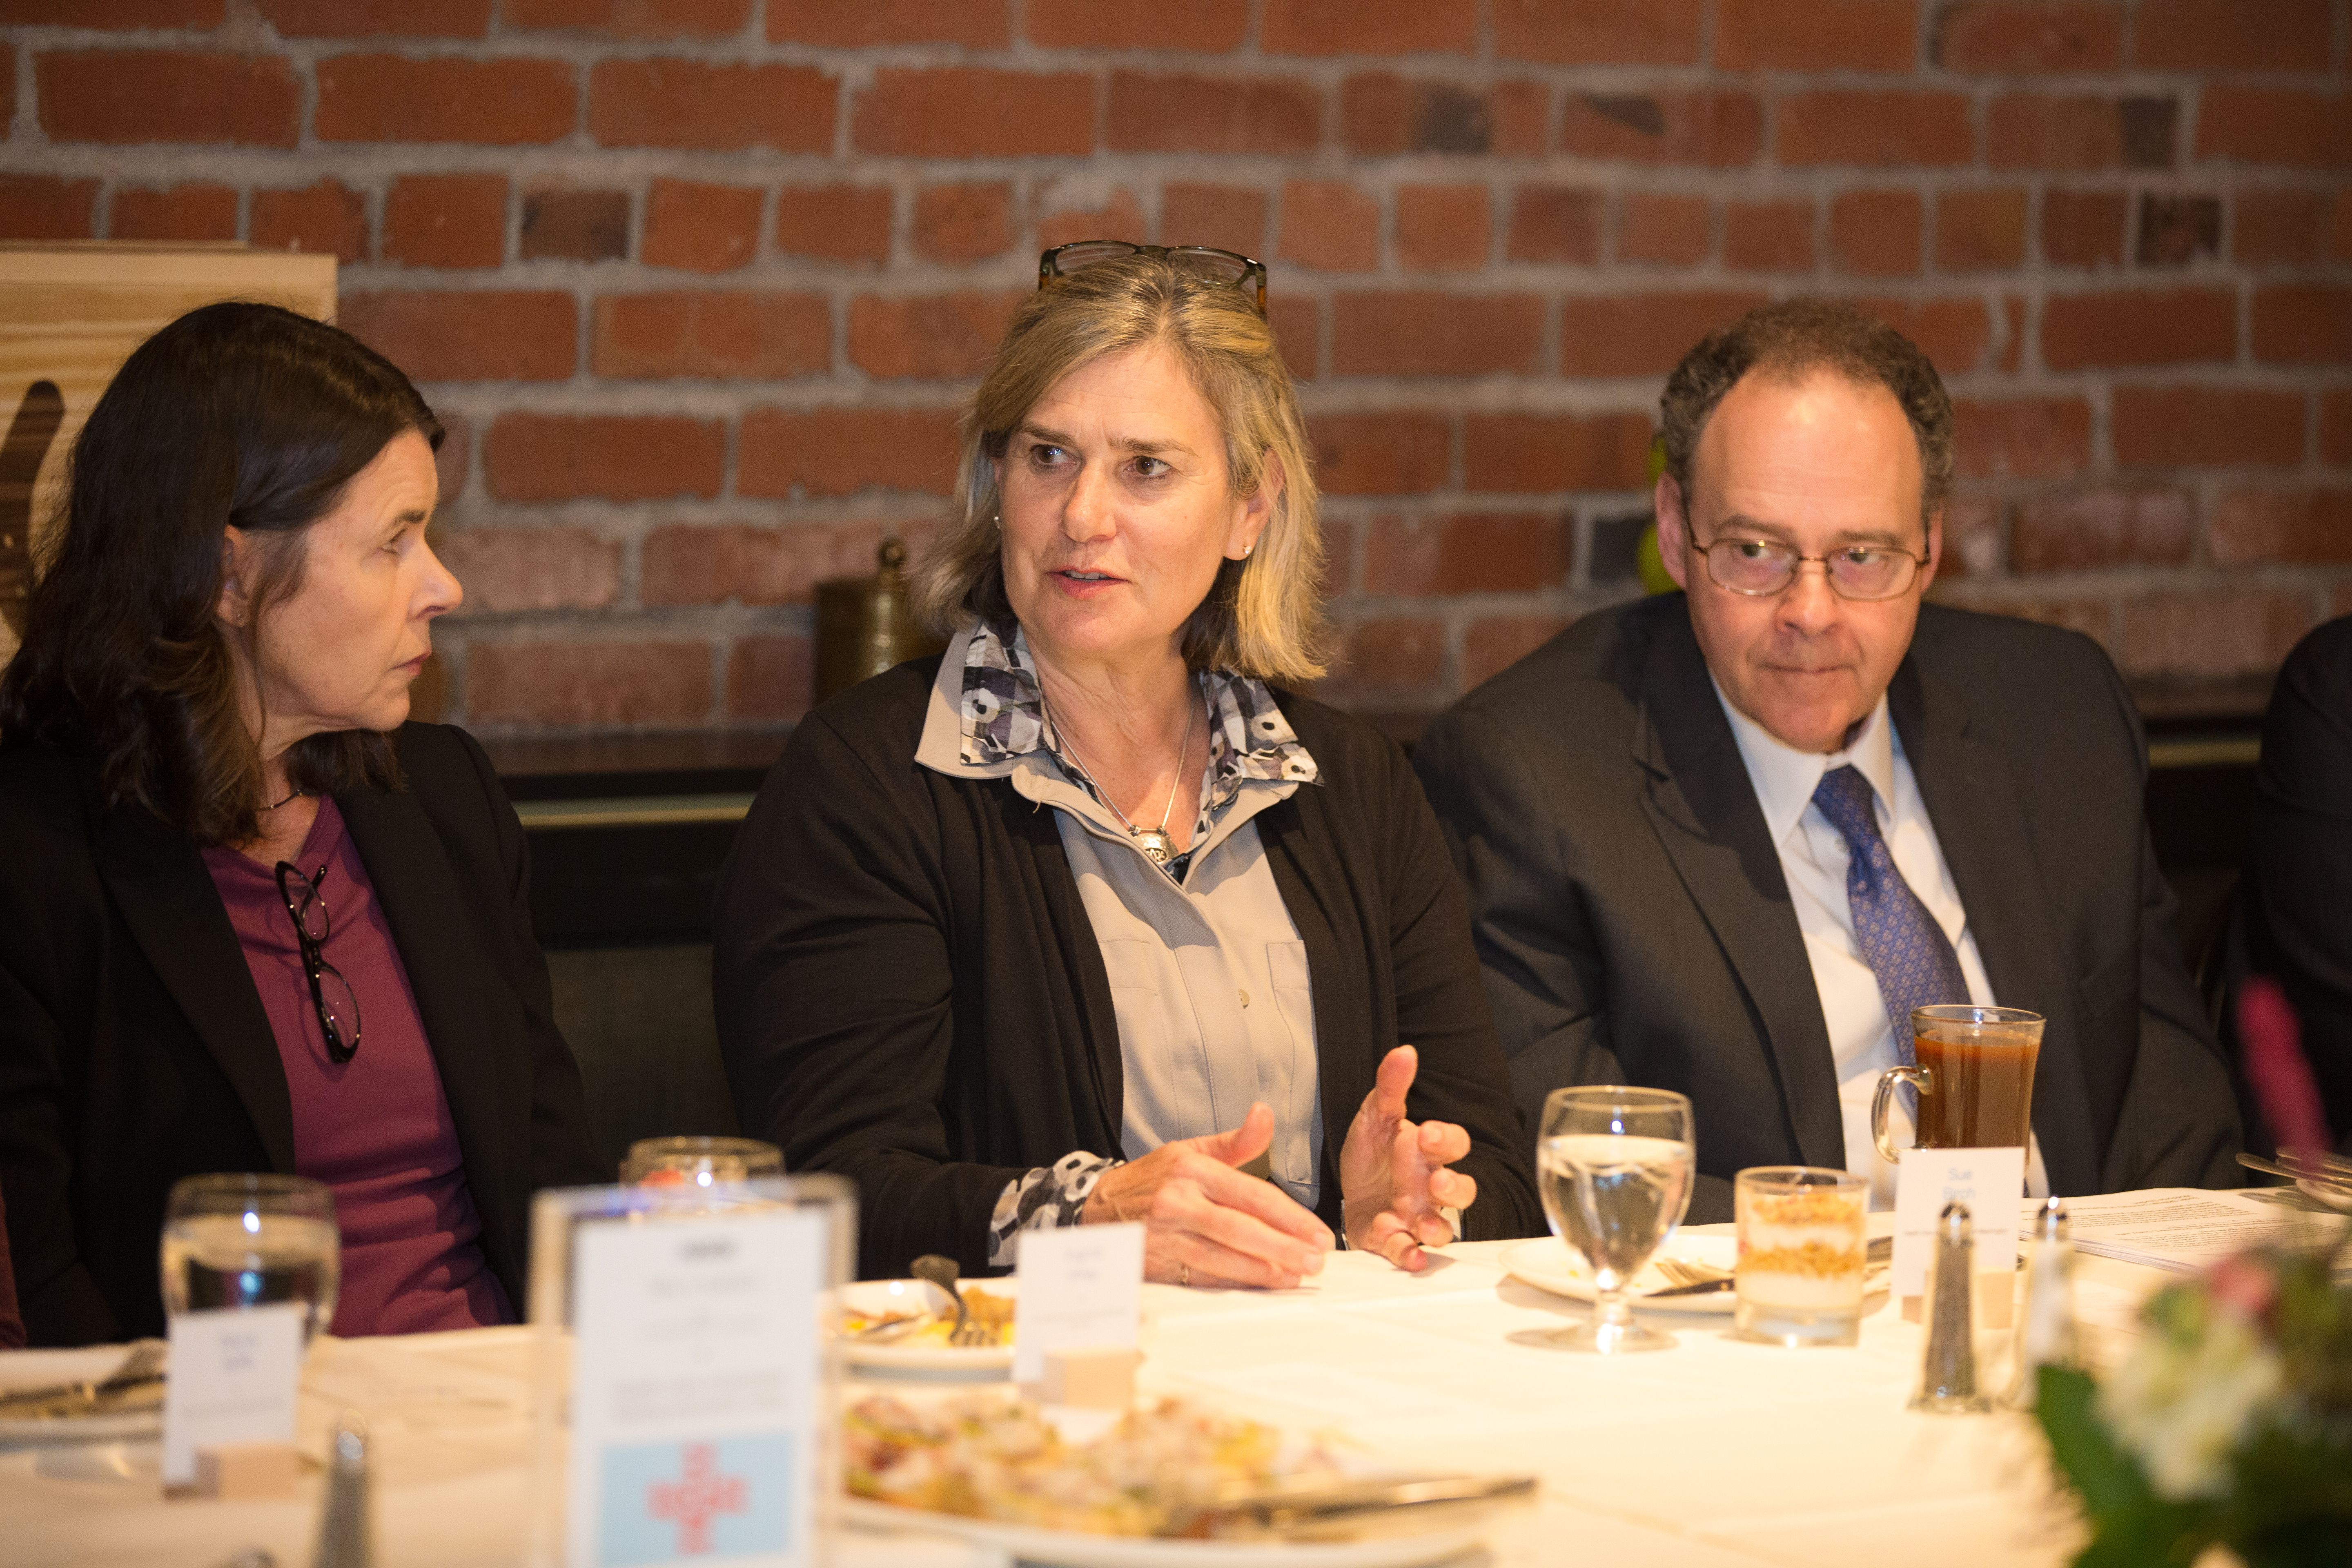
[7,145,2341,207]
[9,39,2346,164]
[10,20,2351,88]
[445,600,814,637]
[542,274,2325,321]
[390,362,2352,407]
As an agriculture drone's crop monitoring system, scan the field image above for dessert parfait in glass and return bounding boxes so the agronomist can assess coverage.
[1734,1167,1870,1347]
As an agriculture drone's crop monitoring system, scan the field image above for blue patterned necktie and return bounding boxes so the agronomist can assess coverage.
[1810,764,1969,1065]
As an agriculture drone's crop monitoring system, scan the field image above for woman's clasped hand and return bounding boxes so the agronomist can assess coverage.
[1083,1044,1473,1287]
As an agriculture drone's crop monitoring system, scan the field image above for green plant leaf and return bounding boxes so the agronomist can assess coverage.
[2038,1365,2156,1517]
[2074,1508,2210,1568]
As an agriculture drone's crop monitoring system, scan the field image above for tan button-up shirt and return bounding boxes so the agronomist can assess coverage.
[914,623,1326,1254]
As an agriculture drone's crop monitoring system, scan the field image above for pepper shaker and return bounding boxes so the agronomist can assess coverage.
[2007,1196,2081,1409]
[310,1412,373,1568]
[1910,1200,1991,1414]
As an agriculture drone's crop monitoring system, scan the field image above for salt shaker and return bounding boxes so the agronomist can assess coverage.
[1910,1200,1990,1413]
[2007,1196,2081,1409]
[310,1413,374,1568]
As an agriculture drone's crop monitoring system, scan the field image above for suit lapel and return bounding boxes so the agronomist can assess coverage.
[336,785,526,1255]
[1888,658,2098,1195]
[1635,609,1846,1169]
[95,805,297,1173]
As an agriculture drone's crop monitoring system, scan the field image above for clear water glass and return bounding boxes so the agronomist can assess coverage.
[1536,1085,1697,1353]
[620,1135,784,1187]
[159,1172,341,1346]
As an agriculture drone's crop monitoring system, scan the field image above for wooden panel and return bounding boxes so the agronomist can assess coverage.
[0,243,336,662]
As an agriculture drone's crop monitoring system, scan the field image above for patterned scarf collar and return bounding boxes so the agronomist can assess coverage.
[957,619,1318,817]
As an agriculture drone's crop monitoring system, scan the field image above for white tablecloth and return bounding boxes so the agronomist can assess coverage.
[1,1225,2172,1568]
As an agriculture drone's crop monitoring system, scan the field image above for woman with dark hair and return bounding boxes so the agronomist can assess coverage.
[0,301,603,1346]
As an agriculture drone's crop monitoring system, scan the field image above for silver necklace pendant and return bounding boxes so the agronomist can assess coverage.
[1133,827,1176,866]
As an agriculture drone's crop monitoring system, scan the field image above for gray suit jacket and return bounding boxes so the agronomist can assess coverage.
[1414,594,2242,1224]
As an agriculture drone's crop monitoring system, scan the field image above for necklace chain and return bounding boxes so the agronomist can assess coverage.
[261,787,305,813]
[1047,682,1198,859]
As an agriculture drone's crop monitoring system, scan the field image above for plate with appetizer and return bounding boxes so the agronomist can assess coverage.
[834,1277,1017,1373]
[842,1390,1533,1566]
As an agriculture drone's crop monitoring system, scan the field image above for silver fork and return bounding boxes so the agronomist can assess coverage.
[911,1254,988,1346]
[0,1339,168,1414]
[1650,1257,1733,1292]
[2241,1151,2352,1191]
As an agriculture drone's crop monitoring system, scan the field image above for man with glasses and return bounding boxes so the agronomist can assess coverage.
[1415,298,2241,1222]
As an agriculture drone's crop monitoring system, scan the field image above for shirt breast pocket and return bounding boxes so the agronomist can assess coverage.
[1265,941,1319,1186]
[1267,940,1316,1059]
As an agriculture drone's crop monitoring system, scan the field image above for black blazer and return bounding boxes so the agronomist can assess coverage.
[1414,595,2243,1223]
[2243,613,2352,1155]
[713,658,1543,1281]
[0,722,604,1345]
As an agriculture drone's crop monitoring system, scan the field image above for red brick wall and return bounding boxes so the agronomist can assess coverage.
[6,0,2348,732]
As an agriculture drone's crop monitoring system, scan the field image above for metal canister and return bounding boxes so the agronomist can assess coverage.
[813,539,946,704]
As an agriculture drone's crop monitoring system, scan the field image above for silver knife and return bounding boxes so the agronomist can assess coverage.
[1193,1472,1539,1541]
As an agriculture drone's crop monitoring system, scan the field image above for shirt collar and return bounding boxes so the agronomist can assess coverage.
[916,620,1319,814]
[1712,678,1897,848]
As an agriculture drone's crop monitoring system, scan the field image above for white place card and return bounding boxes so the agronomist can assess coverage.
[1891,1145,2027,1301]
[565,1204,826,1568]
[1013,1221,1145,1386]
[161,1303,304,1487]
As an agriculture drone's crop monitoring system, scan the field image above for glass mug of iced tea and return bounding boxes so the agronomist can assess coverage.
[1871,1004,2045,1162]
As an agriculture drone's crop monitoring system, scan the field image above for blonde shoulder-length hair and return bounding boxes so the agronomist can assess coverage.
[908,251,1326,684]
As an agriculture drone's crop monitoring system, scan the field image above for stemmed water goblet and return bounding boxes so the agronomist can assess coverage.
[1535,1085,1697,1353]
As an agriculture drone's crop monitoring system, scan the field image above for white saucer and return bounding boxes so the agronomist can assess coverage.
[1500,1234,1741,1315]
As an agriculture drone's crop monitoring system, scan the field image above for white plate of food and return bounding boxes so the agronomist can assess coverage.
[842,1500,1490,1568]
[0,1343,167,1448]
[842,1392,1518,1568]
[1500,1234,1740,1315]
[834,1278,1016,1373]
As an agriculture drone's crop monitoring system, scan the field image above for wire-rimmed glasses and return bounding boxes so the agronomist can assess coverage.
[274,860,361,1065]
[1038,241,1268,316]
[1688,534,1933,601]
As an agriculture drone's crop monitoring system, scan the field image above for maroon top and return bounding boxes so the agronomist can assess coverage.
[0,1182,23,1350]
[202,798,510,1336]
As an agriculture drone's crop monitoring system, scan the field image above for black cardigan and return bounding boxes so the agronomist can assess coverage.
[0,723,605,1345]
[713,658,1543,1280]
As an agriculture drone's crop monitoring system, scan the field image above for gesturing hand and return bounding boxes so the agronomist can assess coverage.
[1339,1045,1478,1272]
[1081,1102,1334,1290]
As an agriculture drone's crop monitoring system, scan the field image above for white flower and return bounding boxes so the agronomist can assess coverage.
[2097,1312,2286,1500]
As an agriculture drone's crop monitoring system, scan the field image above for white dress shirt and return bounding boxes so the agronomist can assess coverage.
[1713,683,2047,1207]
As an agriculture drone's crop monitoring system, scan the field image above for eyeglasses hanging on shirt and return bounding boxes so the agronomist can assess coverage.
[274,860,363,1064]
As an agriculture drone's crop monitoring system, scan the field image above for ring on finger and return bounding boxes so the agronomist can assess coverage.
[1180,1261,1190,1288]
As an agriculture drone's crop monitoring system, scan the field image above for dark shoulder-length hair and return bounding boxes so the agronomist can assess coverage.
[0,300,443,846]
